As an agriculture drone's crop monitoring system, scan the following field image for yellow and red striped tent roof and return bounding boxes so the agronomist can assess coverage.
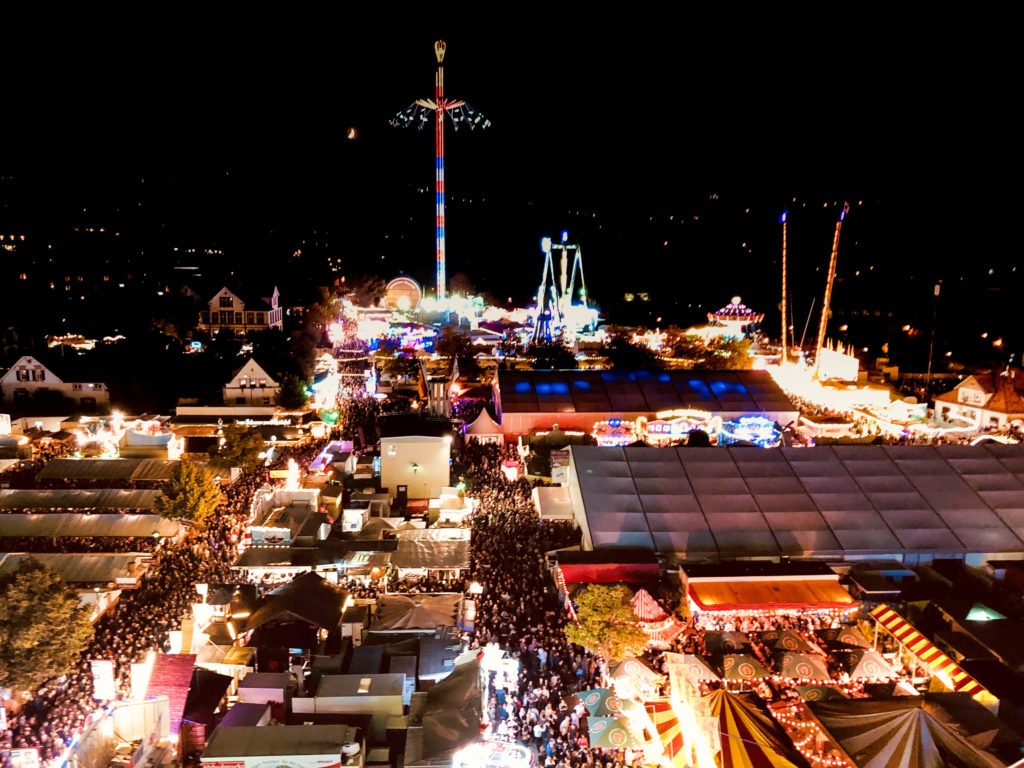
[704,689,810,768]
[870,605,991,701]
[645,698,687,768]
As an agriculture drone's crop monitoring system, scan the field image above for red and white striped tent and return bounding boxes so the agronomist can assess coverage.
[632,589,685,648]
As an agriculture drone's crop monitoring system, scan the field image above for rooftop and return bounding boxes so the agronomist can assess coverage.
[202,724,358,758]
[569,443,1024,560]
[497,369,794,415]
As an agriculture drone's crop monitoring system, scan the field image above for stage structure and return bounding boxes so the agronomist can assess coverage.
[392,41,491,301]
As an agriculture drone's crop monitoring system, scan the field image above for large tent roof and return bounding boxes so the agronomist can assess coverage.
[808,697,1005,768]
[0,513,179,538]
[0,488,161,510]
[497,369,795,415]
[391,539,470,570]
[413,659,482,761]
[37,458,176,482]
[570,444,1024,560]
[704,689,811,768]
[689,578,854,612]
[371,593,460,632]
[0,552,143,583]
[245,572,348,631]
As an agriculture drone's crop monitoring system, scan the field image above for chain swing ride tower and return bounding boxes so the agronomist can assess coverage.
[392,41,491,302]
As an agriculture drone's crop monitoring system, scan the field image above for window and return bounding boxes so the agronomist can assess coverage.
[73,383,82,391]
[210,312,219,324]
[246,312,255,324]
[256,312,265,324]
[235,397,246,405]
[219,296,233,308]
[357,677,372,694]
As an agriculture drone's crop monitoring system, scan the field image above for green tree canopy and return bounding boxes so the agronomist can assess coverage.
[564,584,648,663]
[155,458,222,524]
[0,557,94,696]
[209,425,266,472]
[527,341,578,369]
[277,373,311,410]
[603,336,662,370]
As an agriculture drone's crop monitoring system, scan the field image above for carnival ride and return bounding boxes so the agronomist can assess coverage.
[392,41,491,302]
[531,231,598,343]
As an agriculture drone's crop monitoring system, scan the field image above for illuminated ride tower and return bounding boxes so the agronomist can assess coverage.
[392,41,491,302]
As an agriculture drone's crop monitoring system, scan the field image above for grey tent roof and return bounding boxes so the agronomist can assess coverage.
[0,513,179,538]
[391,539,470,570]
[808,697,1006,768]
[371,594,459,632]
[37,458,176,482]
[0,553,143,583]
[570,444,1024,560]
[0,489,161,510]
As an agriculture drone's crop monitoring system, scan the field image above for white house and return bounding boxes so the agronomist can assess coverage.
[223,358,281,405]
[0,356,109,408]
[198,286,283,336]
[380,435,451,500]
[933,370,1024,431]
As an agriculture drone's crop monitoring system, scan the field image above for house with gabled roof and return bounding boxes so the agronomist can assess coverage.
[198,286,283,336]
[0,355,109,408]
[933,369,1024,430]
[223,358,280,406]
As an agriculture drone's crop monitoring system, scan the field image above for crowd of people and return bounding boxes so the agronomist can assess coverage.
[456,440,629,768]
[0,437,297,768]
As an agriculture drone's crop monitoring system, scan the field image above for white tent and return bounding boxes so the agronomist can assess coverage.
[464,409,503,445]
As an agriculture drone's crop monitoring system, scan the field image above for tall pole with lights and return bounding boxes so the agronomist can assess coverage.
[814,202,849,379]
[780,211,788,364]
[392,41,490,302]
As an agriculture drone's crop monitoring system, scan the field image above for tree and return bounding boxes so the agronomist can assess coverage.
[155,458,222,524]
[277,373,311,410]
[527,341,578,369]
[705,338,753,370]
[0,557,94,696]
[603,336,662,370]
[564,584,648,663]
[209,425,265,472]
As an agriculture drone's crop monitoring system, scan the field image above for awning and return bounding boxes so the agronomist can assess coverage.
[688,578,855,612]
[870,605,993,701]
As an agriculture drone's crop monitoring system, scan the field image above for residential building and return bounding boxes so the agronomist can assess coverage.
[223,359,281,405]
[0,355,109,408]
[933,370,1024,430]
[198,286,283,336]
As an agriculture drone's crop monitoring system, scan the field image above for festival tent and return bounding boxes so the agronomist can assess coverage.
[762,629,815,654]
[632,588,685,647]
[464,408,503,445]
[704,689,811,768]
[795,685,848,702]
[588,716,640,749]
[574,688,618,717]
[807,698,1005,768]
[775,652,832,682]
[817,626,871,649]
[632,589,669,621]
[645,699,687,768]
[838,649,897,680]
[721,654,771,681]
[370,594,460,632]
[664,652,721,686]
[706,631,752,653]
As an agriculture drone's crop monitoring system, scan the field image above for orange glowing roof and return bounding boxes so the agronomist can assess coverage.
[689,578,855,612]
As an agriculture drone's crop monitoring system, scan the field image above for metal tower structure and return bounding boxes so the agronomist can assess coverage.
[780,211,788,363]
[392,41,490,301]
[552,229,590,317]
[532,237,562,343]
[813,202,850,378]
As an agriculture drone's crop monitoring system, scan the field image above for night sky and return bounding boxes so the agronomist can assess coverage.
[1,23,1015,365]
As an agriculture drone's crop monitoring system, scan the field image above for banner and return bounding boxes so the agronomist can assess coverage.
[90,659,116,701]
[249,526,291,547]
[9,748,40,768]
